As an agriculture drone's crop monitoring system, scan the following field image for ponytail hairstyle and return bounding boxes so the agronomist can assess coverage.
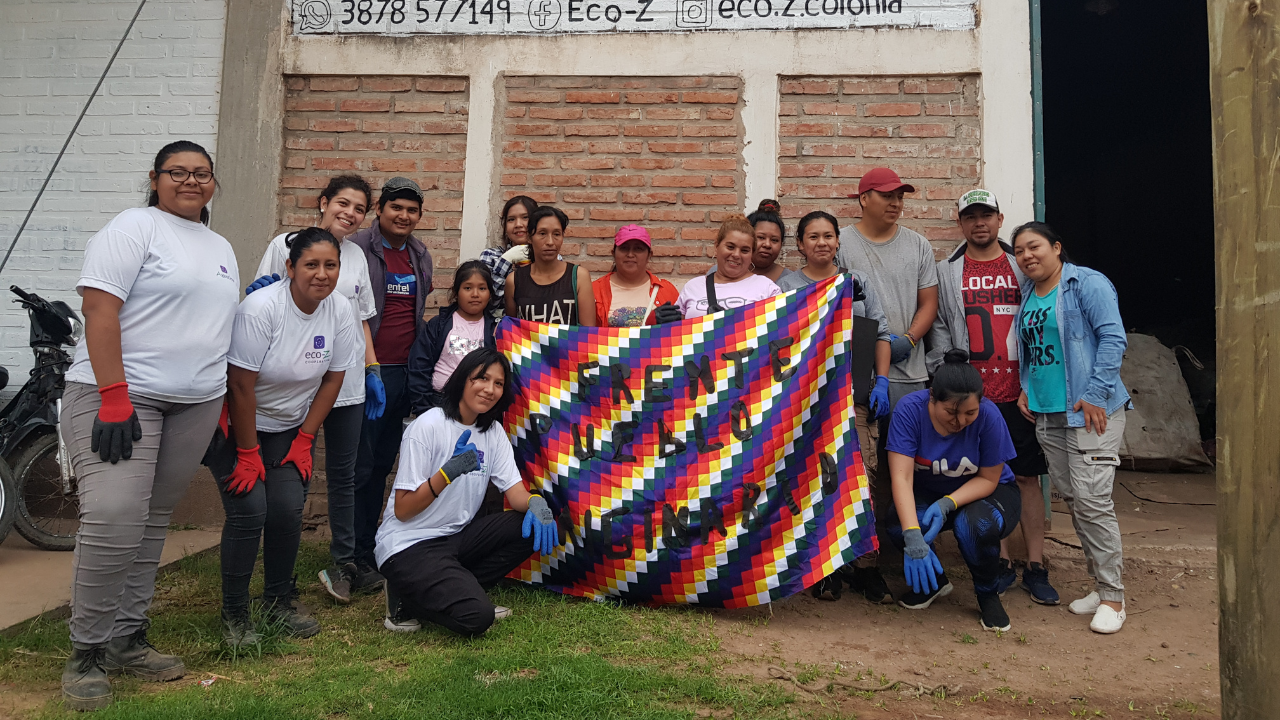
[319,174,372,212]
[441,347,520,432]
[795,210,840,248]
[285,227,342,268]
[1010,221,1072,265]
[747,199,786,239]
[715,214,755,247]
[449,260,496,306]
[147,140,215,225]
[499,195,539,248]
[930,349,985,404]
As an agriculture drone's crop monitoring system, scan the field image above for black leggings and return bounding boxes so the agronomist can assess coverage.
[211,427,309,613]
[380,512,532,637]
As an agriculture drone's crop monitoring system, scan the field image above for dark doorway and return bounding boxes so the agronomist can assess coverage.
[1040,0,1215,435]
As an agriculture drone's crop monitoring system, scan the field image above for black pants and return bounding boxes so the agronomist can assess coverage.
[353,364,411,569]
[212,427,309,614]
[885,482,1021,596]
[323,403,363,566]
[380,512,532,637]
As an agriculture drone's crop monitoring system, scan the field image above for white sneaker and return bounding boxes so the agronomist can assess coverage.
[1090,603,1126,634]
[493,606,513,622]
[1068,592,1101,615]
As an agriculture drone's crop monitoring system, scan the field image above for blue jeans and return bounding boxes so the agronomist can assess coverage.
[323,403,363,566]
[353,364,411,569]
[885,482,1021,596]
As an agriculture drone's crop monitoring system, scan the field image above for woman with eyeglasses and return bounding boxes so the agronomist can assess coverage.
[60,141,240,711]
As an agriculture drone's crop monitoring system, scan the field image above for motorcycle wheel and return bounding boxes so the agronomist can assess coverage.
[15,432,78,551]
[0,457,15,545]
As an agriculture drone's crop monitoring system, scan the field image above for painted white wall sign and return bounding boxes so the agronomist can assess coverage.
[292,0,975,34]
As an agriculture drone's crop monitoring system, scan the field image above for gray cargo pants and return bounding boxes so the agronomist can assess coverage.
[62,382,223,648]
[1037,408,1127,603]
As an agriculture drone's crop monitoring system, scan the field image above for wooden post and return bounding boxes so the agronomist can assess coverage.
[1208,0,1280,716]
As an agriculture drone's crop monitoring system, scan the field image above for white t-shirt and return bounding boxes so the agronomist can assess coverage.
[374,408,523,566]
[257,233,376,407]
[67,207,240,403]
[677,273,781,319]
[226,281,363,432]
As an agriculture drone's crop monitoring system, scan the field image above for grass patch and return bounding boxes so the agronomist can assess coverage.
[1,541,796,719]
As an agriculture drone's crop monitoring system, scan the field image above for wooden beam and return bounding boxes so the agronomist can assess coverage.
[1208,0,1280,716]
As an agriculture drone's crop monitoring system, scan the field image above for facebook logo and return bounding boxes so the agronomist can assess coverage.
[527,0,561,30]
[313,336,325,349]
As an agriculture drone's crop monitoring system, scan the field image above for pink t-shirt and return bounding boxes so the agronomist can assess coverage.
[432,312,486,391]
[677,273,781,319]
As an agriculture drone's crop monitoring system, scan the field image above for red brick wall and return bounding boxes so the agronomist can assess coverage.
[777,75,981,257]
[279,75,469,305]
[499,76,745,283]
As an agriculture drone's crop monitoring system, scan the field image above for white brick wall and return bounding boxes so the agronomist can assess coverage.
[0,0,226,374]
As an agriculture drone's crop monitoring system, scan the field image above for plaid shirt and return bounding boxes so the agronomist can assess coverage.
[479,246,512,315]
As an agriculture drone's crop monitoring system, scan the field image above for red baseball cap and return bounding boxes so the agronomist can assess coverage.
[614,224,652,248]
[850,167,916,197]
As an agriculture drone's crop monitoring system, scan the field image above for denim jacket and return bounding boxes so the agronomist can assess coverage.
[1017,263,1131,427]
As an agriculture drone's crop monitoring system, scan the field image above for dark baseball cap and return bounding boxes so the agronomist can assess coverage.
[849,167,916,197]
[380,176,423,204]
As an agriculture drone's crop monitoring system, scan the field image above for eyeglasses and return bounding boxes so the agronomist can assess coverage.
[157,169,214,184]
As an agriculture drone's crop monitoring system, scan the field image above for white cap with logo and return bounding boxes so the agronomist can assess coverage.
[957,188,999,215]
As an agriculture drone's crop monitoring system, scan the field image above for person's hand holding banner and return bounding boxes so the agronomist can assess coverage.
[523,495,558,555]
[902,527,944,594]
[654,302,683,324]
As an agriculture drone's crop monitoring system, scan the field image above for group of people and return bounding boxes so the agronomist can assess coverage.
[56,141,1132,712]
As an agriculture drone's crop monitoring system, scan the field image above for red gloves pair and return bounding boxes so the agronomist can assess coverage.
[225,431,315,496]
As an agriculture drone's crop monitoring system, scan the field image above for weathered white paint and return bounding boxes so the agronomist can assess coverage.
[977,0,1034,233]
[292,0,976,35]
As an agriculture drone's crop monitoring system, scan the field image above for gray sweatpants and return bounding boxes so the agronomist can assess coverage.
[1037,409,1127,603]
[62,382,223,648]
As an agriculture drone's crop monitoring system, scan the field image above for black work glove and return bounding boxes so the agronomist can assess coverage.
[654,302,683,324]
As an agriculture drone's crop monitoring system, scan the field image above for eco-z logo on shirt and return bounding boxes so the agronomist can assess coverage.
[216,265,234,282]
[304,335,330,364]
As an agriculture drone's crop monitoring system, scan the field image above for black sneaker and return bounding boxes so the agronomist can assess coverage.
[995,558,1017,596]
[810,574,842,601]
[842,565,894,604]
[978,592,1011,632]
[898,572,954,610]
[1021,562,1061,605]
[262,580,320,639]
[62,646,112,711]
[318,563,357,604]
[351,562,386,594]
[384,583,421,633]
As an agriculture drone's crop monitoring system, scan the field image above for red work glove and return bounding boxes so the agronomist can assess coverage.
[227,446,265,495]
[280,431,315,483]
[217,398,230,439]
[92,381,143,464]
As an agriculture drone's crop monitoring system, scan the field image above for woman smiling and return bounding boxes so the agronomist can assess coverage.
[677,215,781,319]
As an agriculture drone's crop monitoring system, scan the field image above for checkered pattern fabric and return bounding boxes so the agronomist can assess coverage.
[498,274,876,608]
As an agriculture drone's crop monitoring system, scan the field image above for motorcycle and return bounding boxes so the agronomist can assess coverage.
[0,285,82,550]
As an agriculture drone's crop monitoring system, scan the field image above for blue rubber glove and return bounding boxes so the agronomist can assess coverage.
[364,364,386,421]
[920,496,957,544]
[888,333,914,364]
[868,375,891,419]
[245,274,280,294]
[438,430,479,484]
[522,494,558,555]
[902,527,944,594]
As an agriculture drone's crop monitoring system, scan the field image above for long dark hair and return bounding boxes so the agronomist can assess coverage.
[747,199,786,239]
[529,205,569,234]
[285,227,341,267]
[499,195,539,248]
[441,348,519,433]
[450,260,496,306]
[931,349,985,404]
[147,140,214,225]
[795,210,839,246]
[1011,221,1072,265]
[320,174,372,211]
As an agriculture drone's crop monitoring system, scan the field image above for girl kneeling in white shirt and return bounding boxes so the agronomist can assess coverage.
[212,228,362,646]
[375,347,559,637]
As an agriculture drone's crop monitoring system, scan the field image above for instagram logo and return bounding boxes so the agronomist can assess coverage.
[676,0,711,27]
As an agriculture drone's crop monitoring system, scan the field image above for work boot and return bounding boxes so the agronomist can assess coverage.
[842,565,894,604]
[810,574,842,601]
[262,580,320,639]
[351,562,386,595]
[102,623,185,682]
[62,645,112,711]
[221,609,261,649]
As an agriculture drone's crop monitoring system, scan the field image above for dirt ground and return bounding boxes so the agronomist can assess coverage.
[711,472,1221,719]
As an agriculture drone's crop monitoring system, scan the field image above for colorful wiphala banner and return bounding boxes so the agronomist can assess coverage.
[498,274,876,607]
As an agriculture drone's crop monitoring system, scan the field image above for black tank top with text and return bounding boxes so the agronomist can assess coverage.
[513,262,579,325]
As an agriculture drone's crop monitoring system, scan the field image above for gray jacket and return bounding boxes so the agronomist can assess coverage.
[926,240,1026,375]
